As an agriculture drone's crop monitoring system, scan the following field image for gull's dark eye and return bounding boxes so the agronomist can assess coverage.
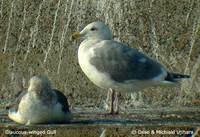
[90,27,97,31]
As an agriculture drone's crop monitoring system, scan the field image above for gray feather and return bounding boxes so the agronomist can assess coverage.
[53,89,70,113]
[90,40,164,82]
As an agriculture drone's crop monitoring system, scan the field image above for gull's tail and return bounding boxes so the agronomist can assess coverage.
[165,72,190,82]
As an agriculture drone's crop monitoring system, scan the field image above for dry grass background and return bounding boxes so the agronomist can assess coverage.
[0,0,199,110]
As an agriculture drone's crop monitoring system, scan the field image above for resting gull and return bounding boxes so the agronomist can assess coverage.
[8,75,72,124]
[72,21,190,114]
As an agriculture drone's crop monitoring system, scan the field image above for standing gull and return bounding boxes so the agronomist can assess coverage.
[8,76,72,124]
[72,21,190,114]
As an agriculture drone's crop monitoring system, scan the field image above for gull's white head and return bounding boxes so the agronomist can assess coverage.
[28,76,51,94]
[72,21,113,40]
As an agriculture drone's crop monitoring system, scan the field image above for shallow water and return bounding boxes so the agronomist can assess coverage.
[1,107,200,127]
[0,107,199,136]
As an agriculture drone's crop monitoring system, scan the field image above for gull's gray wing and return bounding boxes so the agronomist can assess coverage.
[89,40,165,82]
[53,89,70,113]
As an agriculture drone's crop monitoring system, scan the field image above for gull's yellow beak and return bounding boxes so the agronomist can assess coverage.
[71,32,81,40]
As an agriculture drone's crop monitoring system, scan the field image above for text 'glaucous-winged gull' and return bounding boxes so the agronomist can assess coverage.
[72,21,190,114]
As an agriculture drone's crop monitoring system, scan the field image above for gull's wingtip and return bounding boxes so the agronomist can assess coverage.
[165,72,191,82]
